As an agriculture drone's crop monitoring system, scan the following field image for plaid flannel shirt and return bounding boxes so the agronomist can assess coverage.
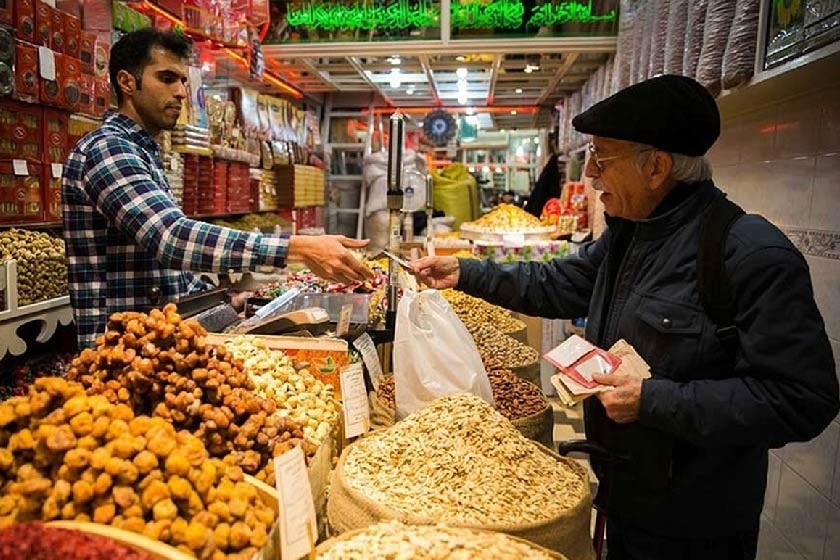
[63,112,288,349]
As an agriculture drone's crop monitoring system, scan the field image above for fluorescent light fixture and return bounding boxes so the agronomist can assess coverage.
[510,110,517,115]
[389,68,401,88]
[456,55,466,62]
[456,67,468,79]
[494,166,503,173]
[515,88,523,94]
[482,165,491,173]
[406,88,415,95]
[457,93,468,104]
[524,67,533,74]
[457,79,468,93]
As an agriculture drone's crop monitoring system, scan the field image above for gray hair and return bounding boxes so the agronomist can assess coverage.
[633,145,712,182]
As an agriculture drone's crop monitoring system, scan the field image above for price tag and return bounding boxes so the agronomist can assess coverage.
[12,160,28,176]
[38,47,56,81]
[340,363,370,438]
[51,164,63,179]
[336,303,353,337]
[273,446,317,560]
[353,332,382,389]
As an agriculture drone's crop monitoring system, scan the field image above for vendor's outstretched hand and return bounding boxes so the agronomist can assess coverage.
[593,373,642,424]
[288,235,373,285]
[411,256,460,289]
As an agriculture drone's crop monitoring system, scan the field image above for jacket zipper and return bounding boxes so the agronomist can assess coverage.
[602,225,638,345]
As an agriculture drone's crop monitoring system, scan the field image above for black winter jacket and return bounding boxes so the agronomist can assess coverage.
[456,180,839,537]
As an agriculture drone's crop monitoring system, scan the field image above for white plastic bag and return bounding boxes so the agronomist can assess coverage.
[393,290,494,420]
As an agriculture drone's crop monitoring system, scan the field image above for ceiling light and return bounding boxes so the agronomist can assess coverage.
[457,93,468,104]
[523,138,530,144]
[534,137,540,144]
[389,56,401,65]
[466,107,475,115]
[524,66,533,74]
[515,145,525,157]
[494,166,503,173]
[501,129,507,133]
[482,165,490,173]
[510,110,517,115]
[456,67,468,79]
[456,55,466,62]
[406,88,414,95]
[389,68,401,88]
[515,88,523,94]
[468,166,476,172]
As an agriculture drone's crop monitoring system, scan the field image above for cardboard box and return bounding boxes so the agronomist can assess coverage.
[0,99,41,161]
[78,71,93,116]
[0,0,12,26]
[42,107,69,164]
[63,12,80,58]
[41,165,61,222]
[50,4,64,54]
[13,40,39,103]
[93,30,108,77]
[0,160,42,224]
[61,54,81,111]
[40,51,61,107]
[35,1,52,49]
[79,30,95,73]
[14,0,36,43]
[93,77,109,117]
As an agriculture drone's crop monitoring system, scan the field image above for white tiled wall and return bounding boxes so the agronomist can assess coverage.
[707,62,840,560]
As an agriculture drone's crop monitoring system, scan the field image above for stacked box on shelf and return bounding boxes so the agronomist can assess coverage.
[254,168,279,211]
[199,156,224,216]
[0,161,42,224]
[249,168,261,212]
[163,151,184,208]
[226,161,251,213]
[41,108,70,222]
[181,153,201,215]
[275,164,325,207]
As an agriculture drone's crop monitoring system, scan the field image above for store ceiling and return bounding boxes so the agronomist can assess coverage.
[261,52,610,130]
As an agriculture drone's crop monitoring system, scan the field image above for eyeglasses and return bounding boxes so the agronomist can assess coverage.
[587,143,654,172]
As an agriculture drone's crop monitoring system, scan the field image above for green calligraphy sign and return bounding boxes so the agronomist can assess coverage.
[286,0,438,31]
[281,0,617,35]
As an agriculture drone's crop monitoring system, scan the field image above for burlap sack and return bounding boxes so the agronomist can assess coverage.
[316,524,569,559]
[511,404,554,448]
[511,359,541,386]
[507,325,528,344]
[368,392,396,431]
[326,442,594,560]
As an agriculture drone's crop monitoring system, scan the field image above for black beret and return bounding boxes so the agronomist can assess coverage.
[571,75,720,157]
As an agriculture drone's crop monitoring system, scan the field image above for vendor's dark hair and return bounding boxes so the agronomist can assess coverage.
[109,28,193,105]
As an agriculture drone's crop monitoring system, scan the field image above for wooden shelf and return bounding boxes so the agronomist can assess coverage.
[0,221,63,230]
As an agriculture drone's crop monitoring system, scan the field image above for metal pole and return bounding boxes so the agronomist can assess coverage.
[385,111,405,330]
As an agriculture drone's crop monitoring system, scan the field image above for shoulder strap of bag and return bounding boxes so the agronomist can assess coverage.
[698,195,745,354]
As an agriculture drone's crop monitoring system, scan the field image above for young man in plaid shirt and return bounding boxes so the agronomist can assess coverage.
[63,29,371,348]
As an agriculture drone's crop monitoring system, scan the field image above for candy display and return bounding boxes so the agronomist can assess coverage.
[0,378,276,559]
[222,337,340,447]
[0,229,67,306]
[66,304,317,485]
[461,204,550,234]
[0,522,155,560]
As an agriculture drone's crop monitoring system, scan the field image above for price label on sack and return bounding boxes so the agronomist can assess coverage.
[51,164,63,179]
[273,446,317,560]
[340,362,370,438]
[336,303,353,337]
[353,332,382,390]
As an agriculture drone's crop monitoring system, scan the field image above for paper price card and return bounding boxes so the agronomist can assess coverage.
[12,160,28,176]
[340,363,370,438]
[352,332,383,389]
[273,446,317,560]
[337,303,353,337]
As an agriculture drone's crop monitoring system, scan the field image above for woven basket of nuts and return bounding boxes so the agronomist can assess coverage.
[327,395,594,560]
[316,521,568,559]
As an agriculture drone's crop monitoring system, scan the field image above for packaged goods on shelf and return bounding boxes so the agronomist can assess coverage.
[161,150,184,208]
[67,304,318,485]
[13,39,39,104]
[222,337,340,446]
[0,377,277,558]
[253,168,279,211]
[0,162,42,225]
[0,99,41,161]
[211,212,291,233]
[274,164,325,208]
[328,394,593,558]
[317,521,566,560]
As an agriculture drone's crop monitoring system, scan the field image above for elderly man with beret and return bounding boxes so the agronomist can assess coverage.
[412,75,839,559]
